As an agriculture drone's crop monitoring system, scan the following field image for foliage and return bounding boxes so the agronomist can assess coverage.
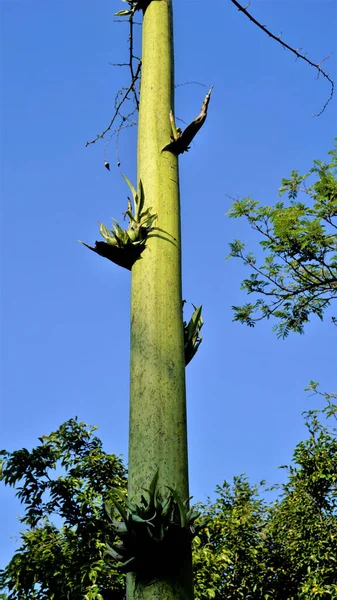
[227,141,337,337]
[0,419,127,600]
[98,176,156,249]
[193,476,268,600]
[105,470,207,576]
[1,390,337,598]
[80,176,157,271]
[193,386,337,599]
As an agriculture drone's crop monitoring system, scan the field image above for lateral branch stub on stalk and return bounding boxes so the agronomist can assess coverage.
[162,86,214,155]
[115,0,160,17]
[105,470,209,577]
[79,176,157,271]
[183,303,203,366]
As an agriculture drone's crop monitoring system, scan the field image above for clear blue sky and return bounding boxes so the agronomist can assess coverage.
[0,0,336,571]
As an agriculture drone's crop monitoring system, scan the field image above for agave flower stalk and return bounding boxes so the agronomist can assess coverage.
[128,0,193,598]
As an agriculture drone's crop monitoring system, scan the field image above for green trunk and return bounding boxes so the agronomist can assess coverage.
[127,0,193,598]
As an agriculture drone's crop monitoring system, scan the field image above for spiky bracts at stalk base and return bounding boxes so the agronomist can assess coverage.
[105,471,208,577]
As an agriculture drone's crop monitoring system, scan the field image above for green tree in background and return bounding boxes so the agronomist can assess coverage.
[192,385,337,599]
[1,0,336,597]
[228,142,337,337]
[1,387,336,599]
[0,419,127,600]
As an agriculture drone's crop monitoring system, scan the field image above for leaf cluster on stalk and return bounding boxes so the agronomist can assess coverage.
[80,176,156,270]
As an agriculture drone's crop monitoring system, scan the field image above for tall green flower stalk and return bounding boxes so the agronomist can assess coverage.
[127,1,193,598]
[83,0,208,594]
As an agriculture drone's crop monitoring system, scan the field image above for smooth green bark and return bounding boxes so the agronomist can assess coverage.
[127,0,193,598]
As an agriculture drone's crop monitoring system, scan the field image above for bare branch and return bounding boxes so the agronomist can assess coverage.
[85,61,142,148]
[104,117,137,168]
[230,0,334,116]
[128,15,140,110]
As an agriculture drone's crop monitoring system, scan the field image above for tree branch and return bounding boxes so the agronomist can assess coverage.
[230,0,334,116]
[85,61,142,148]
[129,15,140,110]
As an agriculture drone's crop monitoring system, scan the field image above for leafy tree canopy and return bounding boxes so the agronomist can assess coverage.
[227,141,337,337]
[0,419,127,600]
[193,384,337,599]
[1,388,337,599]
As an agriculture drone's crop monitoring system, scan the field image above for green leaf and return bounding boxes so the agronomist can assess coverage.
[99,222,111,241]
[110,490,128,522]
[114,9,132,16]
[122,173,137,204]
[136,179,145,219]
[147,470,159,504]
[167,487,187,527]
[130,513,156,526]
[105,542,124,561]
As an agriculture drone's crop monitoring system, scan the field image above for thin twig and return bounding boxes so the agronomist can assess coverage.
[129,15,140,109]
[113,19,142,25]
[85,61,142,147]
[230,0,334,116]
[115,121,137,166]
[175,81,206,88]
[104,114,137,166]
